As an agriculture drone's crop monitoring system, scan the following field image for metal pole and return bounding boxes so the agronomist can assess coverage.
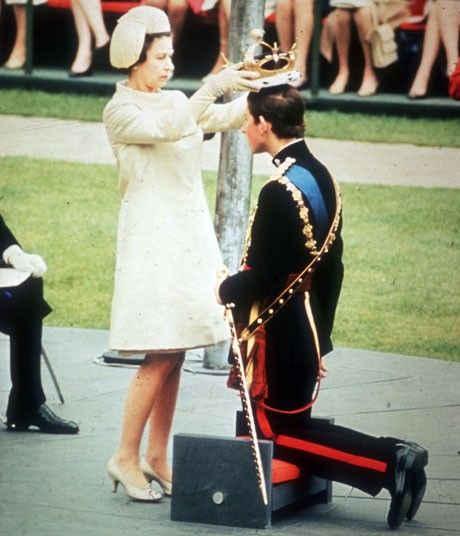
[310,0,324,97]
[25,0,34,74]
[202,0,265,370]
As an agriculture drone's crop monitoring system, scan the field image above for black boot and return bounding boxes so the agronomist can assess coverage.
[387,442,428,530]
[7,404,79,434]
[403,441,428,521]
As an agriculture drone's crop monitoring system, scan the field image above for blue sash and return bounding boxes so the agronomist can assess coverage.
[285,164,329,242]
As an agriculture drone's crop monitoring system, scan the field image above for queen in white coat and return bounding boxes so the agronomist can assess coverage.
[102,6,260,502]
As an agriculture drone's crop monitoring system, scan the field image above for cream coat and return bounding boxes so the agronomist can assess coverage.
[103,82,246,352]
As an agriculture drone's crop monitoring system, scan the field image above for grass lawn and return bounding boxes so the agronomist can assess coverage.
[1,88,460,147]
[1,156,458,361]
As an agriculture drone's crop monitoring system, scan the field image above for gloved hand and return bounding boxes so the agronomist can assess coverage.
[205,64,261,97]
[3,244,47,277]
[189,65,260,123]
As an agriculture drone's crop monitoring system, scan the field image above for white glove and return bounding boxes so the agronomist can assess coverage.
[205,65,261,97]
[189,65,260,123]
[3,244,48,277]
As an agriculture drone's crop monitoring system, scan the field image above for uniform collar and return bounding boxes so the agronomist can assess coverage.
[272,139,309,167]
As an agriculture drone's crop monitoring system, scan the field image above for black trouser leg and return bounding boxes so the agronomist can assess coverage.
[6,317,46,419]
[1,277,50,420]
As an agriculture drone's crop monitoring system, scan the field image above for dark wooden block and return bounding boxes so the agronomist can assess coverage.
[171,426,333,529]
[171,433,273,529]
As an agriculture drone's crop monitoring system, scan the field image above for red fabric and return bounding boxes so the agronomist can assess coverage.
[448,60,460,100]
[272,459,301,484]
[276,435,388,473]
[47,0,145,13]
[188,0,205,14]
[399,0,427,30]
[226,324,268,400]
[235,435,302,484]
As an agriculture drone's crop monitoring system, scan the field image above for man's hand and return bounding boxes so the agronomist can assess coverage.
[318,359,328,380]
[3,244,47,277]
[215,265,229,305]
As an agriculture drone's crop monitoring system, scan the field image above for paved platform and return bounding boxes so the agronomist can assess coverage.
[0,327,459,536]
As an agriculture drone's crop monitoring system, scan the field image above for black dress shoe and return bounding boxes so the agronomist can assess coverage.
[68,67,93,78]
[407,468,427,521]
[7,404,79,434]
[92,41,110,71]
[387,442,428,530]
[388,475,412,530]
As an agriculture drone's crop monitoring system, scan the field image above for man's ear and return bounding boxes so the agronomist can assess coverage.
[258,115,272,134]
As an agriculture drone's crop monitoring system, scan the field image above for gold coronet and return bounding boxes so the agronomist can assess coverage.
[224,28,297,78]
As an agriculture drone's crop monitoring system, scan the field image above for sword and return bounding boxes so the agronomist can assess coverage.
[218,267,268,505]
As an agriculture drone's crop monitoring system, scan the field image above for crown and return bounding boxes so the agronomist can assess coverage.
[242,29,297,78]
[222,28,298,82]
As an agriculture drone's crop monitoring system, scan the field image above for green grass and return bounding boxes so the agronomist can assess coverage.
[1,157,458,361]
[1,88,459,147]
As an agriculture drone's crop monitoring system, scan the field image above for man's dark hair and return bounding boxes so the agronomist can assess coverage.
[247,84,306,139]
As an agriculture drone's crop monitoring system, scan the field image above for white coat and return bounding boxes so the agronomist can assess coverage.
[103,82,246,352]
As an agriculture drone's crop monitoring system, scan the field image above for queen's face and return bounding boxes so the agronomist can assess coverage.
[134,36,174,92]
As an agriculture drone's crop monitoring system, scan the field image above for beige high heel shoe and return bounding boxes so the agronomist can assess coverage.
[140,457,172,496]
[106,457,163,502]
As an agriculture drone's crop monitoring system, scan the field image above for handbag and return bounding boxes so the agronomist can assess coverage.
[369,0,411,68]
[369,22,398,68]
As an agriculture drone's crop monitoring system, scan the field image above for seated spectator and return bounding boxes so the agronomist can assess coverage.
[143,0,189,47]
[1,0,46,70]
[69,0,110,77]
[408,0,460,98]
[0,214,79,434]
[275,0,314,88]
[327,0,410,96]
[328,0,379,96]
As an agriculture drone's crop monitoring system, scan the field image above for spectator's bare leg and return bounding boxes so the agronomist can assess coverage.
[408,5,441,97]
[354,6,379,96]
[204,0,231,79]
[291,0,314,87]
[167,0,188,47]
[276,0,295,51]
[69,0,93,74]
[144,0,187,47]
[329,8,352,94]
[4,5,26,69]
[145,352,185,483]
[74,0,109,48]
[438,0,460,76]
[112,353,183,488]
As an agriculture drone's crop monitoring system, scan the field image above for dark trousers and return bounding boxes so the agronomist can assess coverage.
[0,276,51,419]
[256,405,399,497]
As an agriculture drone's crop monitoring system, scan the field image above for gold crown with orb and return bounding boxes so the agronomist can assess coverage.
[224,29,299,86]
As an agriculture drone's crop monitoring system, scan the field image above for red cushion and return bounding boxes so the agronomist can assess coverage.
[236,436,301,484]
[272,458,301,484]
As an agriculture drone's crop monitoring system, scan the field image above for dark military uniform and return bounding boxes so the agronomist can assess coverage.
[219,140,409,497]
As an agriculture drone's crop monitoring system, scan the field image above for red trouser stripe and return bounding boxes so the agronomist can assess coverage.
[276,435,388,473]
